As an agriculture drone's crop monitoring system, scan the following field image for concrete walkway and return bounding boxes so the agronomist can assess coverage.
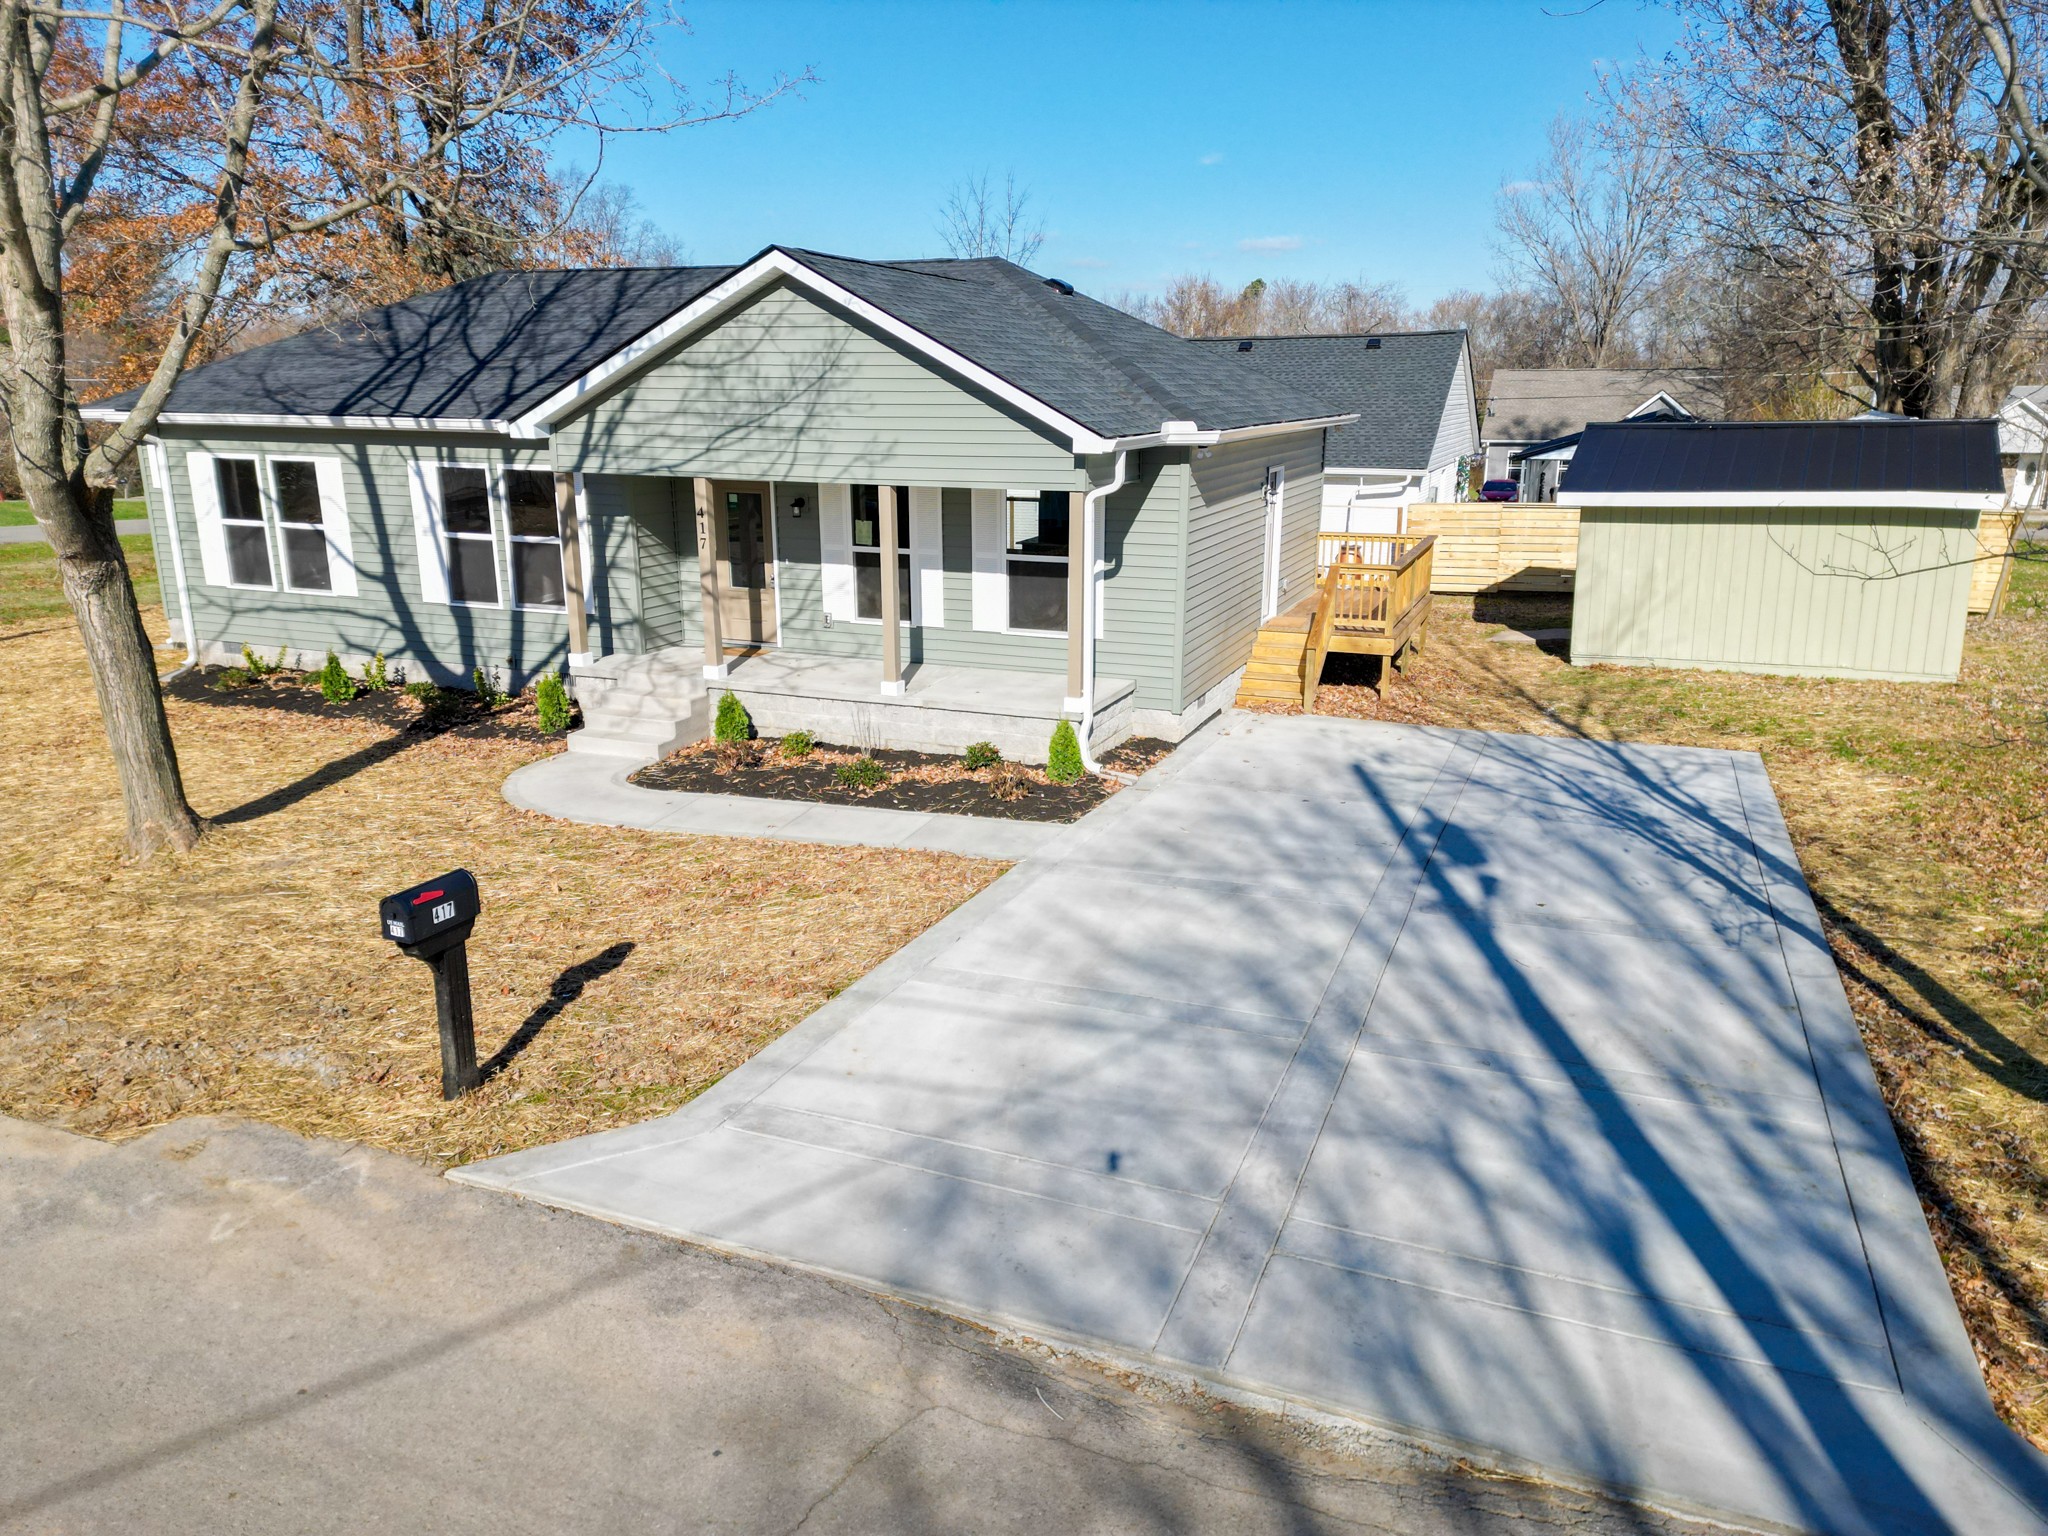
[1,1113,1726,1535]
[504,750,1069,859]
[0,517,149,545]
[461,714,2048,1536]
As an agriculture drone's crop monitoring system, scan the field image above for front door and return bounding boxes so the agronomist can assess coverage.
[713,481,777,644]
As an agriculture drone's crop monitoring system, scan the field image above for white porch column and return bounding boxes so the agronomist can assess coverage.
[554,473,591,666]
[879,484,905,695]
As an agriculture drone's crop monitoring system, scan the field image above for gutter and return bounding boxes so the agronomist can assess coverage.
[146,441,202,682]
[1077,450,1131,781]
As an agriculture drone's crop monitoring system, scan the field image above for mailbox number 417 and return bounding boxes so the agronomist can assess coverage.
[430,900,457,924]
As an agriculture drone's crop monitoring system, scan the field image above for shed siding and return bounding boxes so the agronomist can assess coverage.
[553,282,1081,489]
[1570,506,1975,682]
[146,427,624,686]
[1182,432,1323,704]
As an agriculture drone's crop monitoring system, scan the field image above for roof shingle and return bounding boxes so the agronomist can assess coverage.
[1190,331,1469,469]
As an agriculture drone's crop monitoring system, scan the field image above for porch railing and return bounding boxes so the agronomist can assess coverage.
[1302,534,1436,710]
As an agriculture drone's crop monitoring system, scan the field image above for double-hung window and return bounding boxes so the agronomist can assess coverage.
[1004,489,1069,632]
[851,484,911,621]
[437,467,498,605]
[216,457,273,587]
[505,469,565,610]
[271,460,332,592]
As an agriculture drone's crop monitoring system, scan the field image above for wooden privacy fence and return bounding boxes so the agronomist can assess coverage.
[1403,502,2021,613]
[1402,503,1579,594]
[1302,534,1436,710]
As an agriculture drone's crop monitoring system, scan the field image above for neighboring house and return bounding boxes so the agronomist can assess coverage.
[1193,330,1477,532]
[1559,417,2002,683]
[1995,384,2048,507]
[1482,367,1726,501]
[91,247,1353,762]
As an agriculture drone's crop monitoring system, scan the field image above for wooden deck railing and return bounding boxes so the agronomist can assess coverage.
[1301,534,1437,711]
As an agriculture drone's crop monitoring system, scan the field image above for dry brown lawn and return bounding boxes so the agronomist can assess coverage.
[0,608,1000,1169]
[1256,568,2048,1449]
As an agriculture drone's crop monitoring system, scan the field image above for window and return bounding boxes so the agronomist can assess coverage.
[438,467,498,605]
[851,484,911,621]
[505,469,565,609]
[216,457,272,587]
[271,460,331,592]
[1004,489,1069,632]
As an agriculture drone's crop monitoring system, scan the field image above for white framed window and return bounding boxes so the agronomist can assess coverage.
[436,466,499,606]
[850,483,911,621]
[1003,488,1069,633]
[216,456,274,588]
[270,458,332,592]
[504,468,566,610]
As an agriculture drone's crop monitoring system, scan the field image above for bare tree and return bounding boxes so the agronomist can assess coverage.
[1118,273,1412,337]
[1494,113,1686,368]
[1645,0,2048,417]
[2,0,796,856]
[937,171,1044,264]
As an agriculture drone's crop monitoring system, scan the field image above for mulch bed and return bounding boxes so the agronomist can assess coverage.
[165,665,576,743]
[630,736,1174,822]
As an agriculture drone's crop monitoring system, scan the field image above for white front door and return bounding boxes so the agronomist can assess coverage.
[1260,466,1285,618]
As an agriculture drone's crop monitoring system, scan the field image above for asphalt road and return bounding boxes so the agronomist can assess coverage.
[0,1113,1719,1536]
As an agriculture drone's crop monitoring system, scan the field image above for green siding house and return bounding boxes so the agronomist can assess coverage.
[95,248,1350,762]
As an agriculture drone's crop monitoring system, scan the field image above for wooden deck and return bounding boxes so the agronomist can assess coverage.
[1234,535,1437,711]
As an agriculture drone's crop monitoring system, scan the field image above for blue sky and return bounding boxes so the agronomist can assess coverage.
[593,0,1682,305]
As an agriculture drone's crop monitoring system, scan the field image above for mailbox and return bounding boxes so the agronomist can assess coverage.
[379,869,483,1099]
[379,869,479,958]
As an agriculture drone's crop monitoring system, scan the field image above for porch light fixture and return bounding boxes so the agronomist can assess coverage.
[790,496,806,518]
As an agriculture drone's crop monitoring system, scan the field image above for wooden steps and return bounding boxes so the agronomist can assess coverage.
[1235,602,1317,706]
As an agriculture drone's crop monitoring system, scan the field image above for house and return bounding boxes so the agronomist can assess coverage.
[1995,384,2048,507]
[1482,367,1725,501]
[1558,417,2004,682]
[1192,330,1477,532]
[91,247,1355,763]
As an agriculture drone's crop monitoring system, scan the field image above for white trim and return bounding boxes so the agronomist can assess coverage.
[1326,464,1429,476]
[199,451,277,590]
[818,482,854,622]
[406,460,454,604]
[910,486,944,628]
[510,250,1118,451]
[80,407,508,434]
[1625,391,1688,420]
[1558,490,2006,511]
[1260,465,1285,620]
[765,481,785,645]
[969,488,1006,631]
[147,441,198,654]
[502,464,566,612]
[264,455,352,596]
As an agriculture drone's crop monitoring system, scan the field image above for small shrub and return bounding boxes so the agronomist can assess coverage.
[364,652,389,691]
[779,729,815,759]
[535,673,572,733]
[834,755,887,791]
[317,651,357,704]
[472,665,507,706]
[711,740,766,774]
[208,666,256,691]
[963,740,1002,771]
[240,644,286,677]
[714,690,753,743]
[404,679,442,704]
[987,761,1031,802]
[1046,720,1084,784]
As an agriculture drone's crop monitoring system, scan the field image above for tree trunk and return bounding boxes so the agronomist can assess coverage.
[50,480,203,855]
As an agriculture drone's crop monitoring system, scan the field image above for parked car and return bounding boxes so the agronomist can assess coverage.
[1480,479,1520,502]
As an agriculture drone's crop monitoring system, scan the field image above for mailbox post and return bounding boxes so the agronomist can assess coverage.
[379,870,482,1100]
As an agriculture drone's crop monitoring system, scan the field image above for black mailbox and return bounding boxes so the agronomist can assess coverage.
[380,869,483,1098]
[380,869,479,958]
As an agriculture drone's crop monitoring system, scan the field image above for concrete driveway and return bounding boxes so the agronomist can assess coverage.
[460,714,2048,1536]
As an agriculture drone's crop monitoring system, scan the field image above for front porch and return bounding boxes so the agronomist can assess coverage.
[569,645,1134,766]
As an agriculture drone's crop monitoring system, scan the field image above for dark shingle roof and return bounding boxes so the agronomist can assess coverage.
[1190,331,1469,469]
[1567,418,2004,496]
[95,266,738,423]
[92,248,1347,440]
[1486,368,1726,443]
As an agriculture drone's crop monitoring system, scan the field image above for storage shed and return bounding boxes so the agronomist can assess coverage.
[1557,418,2007,683]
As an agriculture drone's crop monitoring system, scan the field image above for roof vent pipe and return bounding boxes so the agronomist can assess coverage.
[1043,277,1075,295]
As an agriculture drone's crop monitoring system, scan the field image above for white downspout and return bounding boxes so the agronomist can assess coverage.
[1077,449,1129,780]
[148,441,202,681]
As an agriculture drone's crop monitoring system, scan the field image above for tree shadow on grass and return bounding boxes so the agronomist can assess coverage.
[208,731,428,828]
[481,942,635,1083]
